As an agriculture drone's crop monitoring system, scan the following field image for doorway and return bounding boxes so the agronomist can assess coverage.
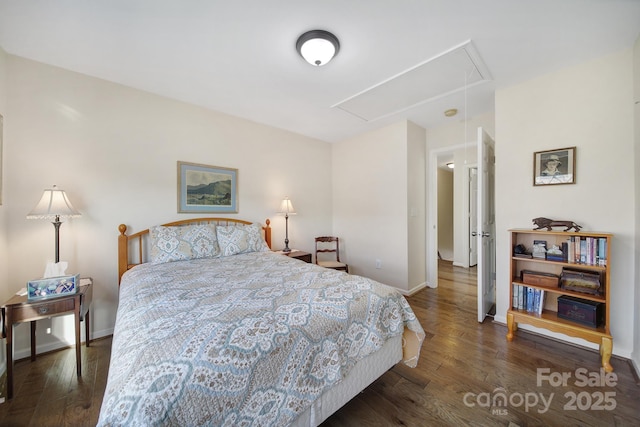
[426,142,477,288]
[427,128,496,323]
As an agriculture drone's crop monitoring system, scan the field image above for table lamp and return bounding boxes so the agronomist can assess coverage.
[27,185,81,263]
[277,197,296,252]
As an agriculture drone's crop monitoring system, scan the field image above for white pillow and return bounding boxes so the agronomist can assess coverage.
[216,223,270,256]
[149,224,220,264]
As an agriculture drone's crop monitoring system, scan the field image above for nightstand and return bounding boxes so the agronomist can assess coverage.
[277,250,312,263]
[1,277,92,399]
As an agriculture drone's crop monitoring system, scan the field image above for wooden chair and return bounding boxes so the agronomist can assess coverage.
[314,236,349,273]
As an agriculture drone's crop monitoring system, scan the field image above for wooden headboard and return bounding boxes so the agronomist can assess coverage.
[118,217,271,284]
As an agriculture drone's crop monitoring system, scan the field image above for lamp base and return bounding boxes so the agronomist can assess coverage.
[283,214,292,253]
[53,216,62,263]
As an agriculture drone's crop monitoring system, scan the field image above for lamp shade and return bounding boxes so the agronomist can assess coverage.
[27,185,81,219]
[278,197,296,215]
[296,30,340,66]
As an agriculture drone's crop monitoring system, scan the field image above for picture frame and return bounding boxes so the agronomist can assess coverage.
[177,161,238,213]
[533,147,576,186]
[532,239,547,259]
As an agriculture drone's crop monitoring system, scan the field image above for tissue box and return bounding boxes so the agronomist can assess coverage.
[27,274,80,300]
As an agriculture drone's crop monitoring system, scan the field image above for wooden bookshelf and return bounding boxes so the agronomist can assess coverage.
[507,229,613,372]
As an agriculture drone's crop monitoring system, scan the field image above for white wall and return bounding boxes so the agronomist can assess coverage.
[407,121,426,290]
[426,112,495,151]
[333,121,422,292]
[495,49,636,358]
[3,55,333,358]
[437,168,454,260]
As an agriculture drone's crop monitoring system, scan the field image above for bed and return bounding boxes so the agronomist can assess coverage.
[98,217,425,426]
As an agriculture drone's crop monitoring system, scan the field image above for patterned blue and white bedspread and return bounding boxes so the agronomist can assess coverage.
[98,251,425,426]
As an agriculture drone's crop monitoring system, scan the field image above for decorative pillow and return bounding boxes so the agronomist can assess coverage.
[216,223,270,256]
[150,224,220,264]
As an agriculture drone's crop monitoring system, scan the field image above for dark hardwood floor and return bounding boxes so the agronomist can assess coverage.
[323,261,640,426]
[0,336,111,426]
[0,260,638,426]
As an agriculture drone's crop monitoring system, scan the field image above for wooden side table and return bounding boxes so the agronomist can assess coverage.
[277,250,312,263]
[1,278,92,399]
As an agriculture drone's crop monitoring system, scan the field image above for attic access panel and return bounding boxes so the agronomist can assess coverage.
[333,40,491,122]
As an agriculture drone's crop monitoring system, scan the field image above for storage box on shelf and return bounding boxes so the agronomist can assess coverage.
[507,229,613,372]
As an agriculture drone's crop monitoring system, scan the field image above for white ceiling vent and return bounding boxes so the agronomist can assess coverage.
[333,40,492,122]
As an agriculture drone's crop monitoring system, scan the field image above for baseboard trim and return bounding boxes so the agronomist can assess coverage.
[630,358,640,385]
[9,327,114,362]
[401,282,428,296]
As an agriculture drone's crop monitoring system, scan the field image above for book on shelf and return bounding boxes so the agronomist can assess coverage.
[589,237,596,265]
[533,288,540,313]
[561,241,569,262]
[512,284,546,315]
[526,287,534,312]
[598,237,607,266]
[517,284,525,310]
[564,236,608,266]
[567,238,574,263]
[535,289,545,314]
[511,283,522,309]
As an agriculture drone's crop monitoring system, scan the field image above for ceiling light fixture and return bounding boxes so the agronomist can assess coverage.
[444,108,458,117]
[296,30,340,66]
[446,162,454,169]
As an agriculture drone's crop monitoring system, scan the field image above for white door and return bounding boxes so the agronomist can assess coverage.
[469,167,478,267]
[477,127,496,322]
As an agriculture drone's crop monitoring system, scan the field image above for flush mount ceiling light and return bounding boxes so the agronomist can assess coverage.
[296,30,340,66]
[446,162,455,169]
[444,108,458,117]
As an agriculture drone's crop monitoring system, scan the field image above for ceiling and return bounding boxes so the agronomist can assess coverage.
[0,0,638,143]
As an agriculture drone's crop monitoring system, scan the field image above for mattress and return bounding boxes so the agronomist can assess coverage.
[98,251,424,426]
[292,334,402,426]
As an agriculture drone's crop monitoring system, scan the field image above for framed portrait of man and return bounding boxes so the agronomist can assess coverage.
[533,147,576,186]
